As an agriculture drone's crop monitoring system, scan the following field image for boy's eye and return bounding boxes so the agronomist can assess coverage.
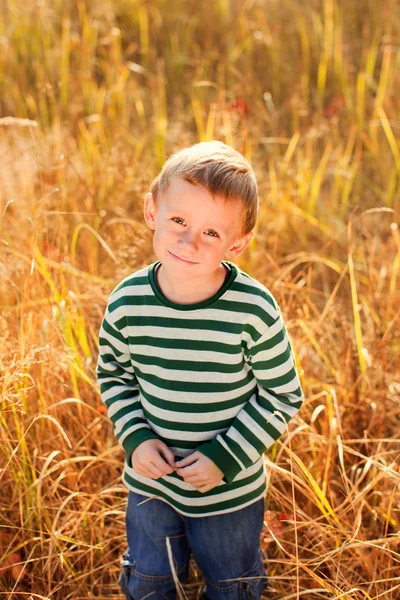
[172,217,185,225]
[205,229,219,238]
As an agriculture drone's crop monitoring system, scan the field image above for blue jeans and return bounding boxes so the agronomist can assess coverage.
[119,491,267,600]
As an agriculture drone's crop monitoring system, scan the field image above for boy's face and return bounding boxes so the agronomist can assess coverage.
[144,177,252,281]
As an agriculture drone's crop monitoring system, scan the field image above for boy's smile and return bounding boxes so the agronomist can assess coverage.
[167,250,200,265]
[144,177,252,303]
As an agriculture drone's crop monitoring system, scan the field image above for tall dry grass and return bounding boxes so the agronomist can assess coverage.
[1,0,399,598]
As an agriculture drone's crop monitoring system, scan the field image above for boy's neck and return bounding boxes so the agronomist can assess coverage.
[155,263,229,305]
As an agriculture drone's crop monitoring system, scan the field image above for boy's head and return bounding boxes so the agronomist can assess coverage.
[144,141,258,279]
[149,140,258,236]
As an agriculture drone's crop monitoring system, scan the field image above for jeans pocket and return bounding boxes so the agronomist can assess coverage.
[119,548,186,600]
[238,555,268,600]
[119,569,131,600]
[204,557,267,600]
[119,550,135,600]
[239,579,265,600]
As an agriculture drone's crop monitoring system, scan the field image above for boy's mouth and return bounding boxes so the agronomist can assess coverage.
[168,250,199,265]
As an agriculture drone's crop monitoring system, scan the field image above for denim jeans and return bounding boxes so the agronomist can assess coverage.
[119,491,267,600]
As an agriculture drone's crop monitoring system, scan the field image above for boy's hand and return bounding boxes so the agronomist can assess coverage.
[175,452,224,493]
[131,439,175,479]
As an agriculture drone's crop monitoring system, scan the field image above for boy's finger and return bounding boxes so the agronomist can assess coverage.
[136,463,161,479]
[184,475,207,485]
[148,460,165,475]
[158,446,175,468]
[197,484,213,493]
[176,464,198,477]
[152,454,174,474]
[175,453,198,468]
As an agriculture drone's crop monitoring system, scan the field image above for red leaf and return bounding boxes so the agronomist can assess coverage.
[228,98,250,116]
[0,553,21,578]
[324,94,345,117]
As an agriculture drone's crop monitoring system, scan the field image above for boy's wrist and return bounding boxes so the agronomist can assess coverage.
[122,429,160,467]
[197,439,242,484]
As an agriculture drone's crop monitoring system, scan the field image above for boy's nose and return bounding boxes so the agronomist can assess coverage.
[178,229,199,251]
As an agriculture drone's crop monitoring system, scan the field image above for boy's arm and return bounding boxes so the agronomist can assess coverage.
[197,311,304,483]
[96,308,159,464]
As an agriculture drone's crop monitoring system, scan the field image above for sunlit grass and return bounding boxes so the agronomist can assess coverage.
[1,0,400,598]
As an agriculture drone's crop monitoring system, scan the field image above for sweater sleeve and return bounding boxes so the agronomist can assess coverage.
[96,307,159,463]
[197,311,304,483]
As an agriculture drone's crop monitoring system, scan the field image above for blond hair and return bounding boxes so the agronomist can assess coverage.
[150,141,258,234]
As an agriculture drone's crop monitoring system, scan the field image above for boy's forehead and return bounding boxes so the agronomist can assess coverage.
[162,178,242,209]
[163,177,218,199]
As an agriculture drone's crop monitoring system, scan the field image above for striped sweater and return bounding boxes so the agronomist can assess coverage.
[96,260,304,516]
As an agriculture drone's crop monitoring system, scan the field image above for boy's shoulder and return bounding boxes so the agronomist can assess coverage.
[106,263,154,312]
[228,263,282,321]
[111,263,151,294]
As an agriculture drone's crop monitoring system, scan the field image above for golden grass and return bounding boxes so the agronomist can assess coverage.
[1,0,400,598]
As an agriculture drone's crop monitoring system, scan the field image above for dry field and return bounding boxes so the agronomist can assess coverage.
[1,0,399,598]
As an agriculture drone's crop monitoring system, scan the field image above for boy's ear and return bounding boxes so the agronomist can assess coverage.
[143,192,157,230]
[225,231,253,260]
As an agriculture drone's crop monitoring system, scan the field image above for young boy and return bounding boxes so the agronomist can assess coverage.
[96,141,304,600]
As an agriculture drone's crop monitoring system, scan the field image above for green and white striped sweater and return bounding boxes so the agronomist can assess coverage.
[96,261,304,517]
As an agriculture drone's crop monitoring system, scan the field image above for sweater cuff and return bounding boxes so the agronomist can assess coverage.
[122,428,159,467]
[197,438,243,484]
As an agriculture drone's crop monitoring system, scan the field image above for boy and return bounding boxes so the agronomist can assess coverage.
[96,141,304,600]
